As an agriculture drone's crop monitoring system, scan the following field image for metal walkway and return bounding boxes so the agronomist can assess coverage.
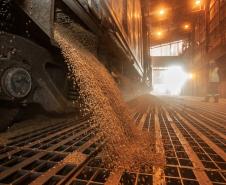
[0,96,225,185]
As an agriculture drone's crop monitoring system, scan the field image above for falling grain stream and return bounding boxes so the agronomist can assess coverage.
[0,23,226,185]
[54,23,161,175]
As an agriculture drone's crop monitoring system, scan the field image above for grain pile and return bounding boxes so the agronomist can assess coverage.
[54,23,163,174]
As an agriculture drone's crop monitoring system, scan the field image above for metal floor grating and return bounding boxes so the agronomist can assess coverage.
[0,96,225,184]
[158,109,200,185]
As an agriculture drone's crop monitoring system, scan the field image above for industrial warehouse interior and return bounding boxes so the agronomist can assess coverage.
[0,0,226,185]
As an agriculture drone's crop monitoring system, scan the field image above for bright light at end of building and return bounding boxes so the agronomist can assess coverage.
[188,73,194,79]
[165,66,188,95]
[152,66,193,96]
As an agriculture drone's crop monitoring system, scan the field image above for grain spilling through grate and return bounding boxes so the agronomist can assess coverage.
[54,23,164,175]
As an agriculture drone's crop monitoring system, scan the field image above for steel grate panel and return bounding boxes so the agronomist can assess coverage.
[168,108,226,184]
[0,97,226,184]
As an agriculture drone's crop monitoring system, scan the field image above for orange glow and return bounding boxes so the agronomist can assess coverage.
[159,9,165,16]
[157,31,162,36]
[192,0,203,12]
[155,30,164,39]
[184,24,191,30]
[195,0,201,5]
[155,5,169,18]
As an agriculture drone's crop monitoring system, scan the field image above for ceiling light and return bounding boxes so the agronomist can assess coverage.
[195,0,201,5]
[157,31,162,36]
[155,31,163,38]
[159,9,165,15]
[184,24,190,30]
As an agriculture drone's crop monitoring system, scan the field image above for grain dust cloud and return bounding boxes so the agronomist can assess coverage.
[54,23,163,174]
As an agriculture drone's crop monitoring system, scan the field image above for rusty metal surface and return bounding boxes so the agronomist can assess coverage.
[64,0,144,76]
[17,0,54,38]
[61,0,100,35]
[16,0,144,77]
[102,0,144,75]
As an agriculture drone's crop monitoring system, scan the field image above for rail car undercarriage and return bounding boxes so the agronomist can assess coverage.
[0,0,148,131]
[0,33,78,131]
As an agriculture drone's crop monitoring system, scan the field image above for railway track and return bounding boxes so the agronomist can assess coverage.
[0,96,225,185]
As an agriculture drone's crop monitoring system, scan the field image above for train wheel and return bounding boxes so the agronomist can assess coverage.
[0,108,19,132]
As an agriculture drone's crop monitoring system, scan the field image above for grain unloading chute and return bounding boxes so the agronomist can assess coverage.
[0,0,149,131]
[18,0,55,38]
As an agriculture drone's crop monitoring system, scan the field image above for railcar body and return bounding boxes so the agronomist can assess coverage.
[0,0,145,131]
